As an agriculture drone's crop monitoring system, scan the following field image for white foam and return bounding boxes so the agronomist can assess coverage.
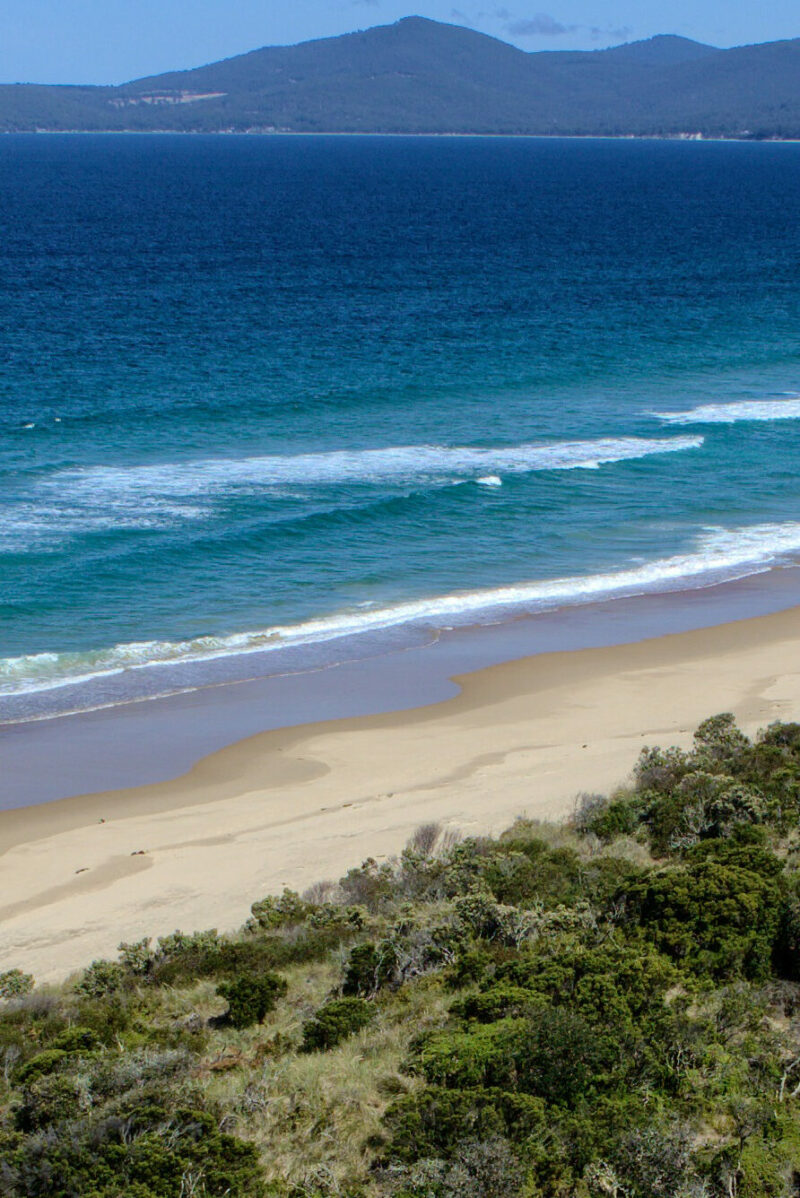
[653,398,800,425]
[0,498,206,553]
[0,435,703,552]
[47,436,703,499]
[476,475,502,487]
[4,518,800,700]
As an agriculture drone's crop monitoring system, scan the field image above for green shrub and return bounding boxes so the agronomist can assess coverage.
[416,1019,522,1090]
[1,1101,265,1196]
[16,1073,83,1131]
[627,857,782,980]
[580,794,641,843]
[76,959,126,997]
[482,841,585,907]
[306,903,365,931]
[634,745,692,794]
[118,937,154,975]
[693,712,749,761]
[444,945,491,991]
[248,889,310,931]
[301,997,373,1051]
[385,1086,546,1160]
[450,984,541,1024]
[51,1025,99,1053]
[453,890,535,946]
[0,969,34,1000]
[216,972,288,1028]
[339,858,396,911]
[342,941,399,996]
[15,1048,68,1084]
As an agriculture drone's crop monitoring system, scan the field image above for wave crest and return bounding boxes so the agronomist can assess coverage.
[653,398,800,425]
[48,436,704,497]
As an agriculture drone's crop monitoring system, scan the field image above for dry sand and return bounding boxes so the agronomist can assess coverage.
[3,606,800,983]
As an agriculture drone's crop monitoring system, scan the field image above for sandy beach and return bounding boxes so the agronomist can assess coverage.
[3,604,800,983]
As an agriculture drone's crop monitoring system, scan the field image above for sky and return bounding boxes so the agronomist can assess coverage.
[2,0,799,86]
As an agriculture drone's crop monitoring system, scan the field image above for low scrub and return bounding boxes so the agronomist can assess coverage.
[4,715,800,1196]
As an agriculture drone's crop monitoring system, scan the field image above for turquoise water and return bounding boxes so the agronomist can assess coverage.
[2,134,800,721]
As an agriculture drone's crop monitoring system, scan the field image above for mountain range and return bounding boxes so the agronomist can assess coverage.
[1,16,799,138]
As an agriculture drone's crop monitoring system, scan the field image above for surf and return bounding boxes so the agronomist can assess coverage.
[3,518,800,703]
[653,397,800,424]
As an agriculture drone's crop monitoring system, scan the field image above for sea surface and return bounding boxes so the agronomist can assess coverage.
[2,133,800,724]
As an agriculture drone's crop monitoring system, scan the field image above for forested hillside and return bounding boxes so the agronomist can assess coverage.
[1,18,799,137]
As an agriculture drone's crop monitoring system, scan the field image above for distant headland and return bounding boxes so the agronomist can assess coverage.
[1,16,799,138]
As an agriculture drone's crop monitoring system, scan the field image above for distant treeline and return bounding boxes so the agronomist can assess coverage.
[5,712,800,1195]
[1,18,800,138]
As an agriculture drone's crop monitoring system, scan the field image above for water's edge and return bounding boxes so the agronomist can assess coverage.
[3,565,800,812]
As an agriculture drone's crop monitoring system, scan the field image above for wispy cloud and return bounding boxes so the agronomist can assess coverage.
[507,14,577,36]
[589,24,633,40]
[471,8,634,43]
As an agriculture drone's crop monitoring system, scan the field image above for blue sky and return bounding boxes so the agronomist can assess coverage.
[3,1,799,85]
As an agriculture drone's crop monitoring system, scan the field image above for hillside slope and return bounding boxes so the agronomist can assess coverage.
[0,17,798,136]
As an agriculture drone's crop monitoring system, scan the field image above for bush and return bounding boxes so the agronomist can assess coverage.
[339,858,396,911]
[693,712,749,763]
[118,937,153,975]
[301,997,373,1051]
[16,1073,84,1131]
[444,945,491,991]
[342,941,399,997]
[451,984,542,1024]
[627,856,782,980]
[216,972,288,1029]
[387,1136,526,1197]
[51,1025,99,1053]
[76,959,126,998]
[454,890,536,946]
[0,969,34,1000]
[1,1100,265,1196]
[386,1087,546,1160]
[248,889,310,931]
[416,1019,522,1090]
[15,1048,68,1084]
[573,793,641,843]
[306,903,365,931]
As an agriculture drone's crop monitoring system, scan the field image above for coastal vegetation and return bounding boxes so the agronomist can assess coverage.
[5,714,800,1194]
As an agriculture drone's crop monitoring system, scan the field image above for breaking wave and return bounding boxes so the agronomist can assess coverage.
[3,518,800,701]
[45,435,704,497]
[653,397,800,425]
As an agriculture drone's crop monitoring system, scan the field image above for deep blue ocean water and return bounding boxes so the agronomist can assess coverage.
[2,134,800,721]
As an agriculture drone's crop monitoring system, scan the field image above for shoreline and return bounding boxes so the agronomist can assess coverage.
[6,132,800,143]
[3,603,800,981]
[5,563,800,809]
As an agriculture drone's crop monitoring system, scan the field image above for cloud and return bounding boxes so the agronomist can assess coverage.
[589,24,633,40]
[506,13,577,36]
[459,6,636,43]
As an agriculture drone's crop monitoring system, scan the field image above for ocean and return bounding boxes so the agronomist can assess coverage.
[2,133,800,726]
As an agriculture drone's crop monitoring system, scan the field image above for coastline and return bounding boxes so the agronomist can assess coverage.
[7,132,800,143]
[3,602,800,982]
